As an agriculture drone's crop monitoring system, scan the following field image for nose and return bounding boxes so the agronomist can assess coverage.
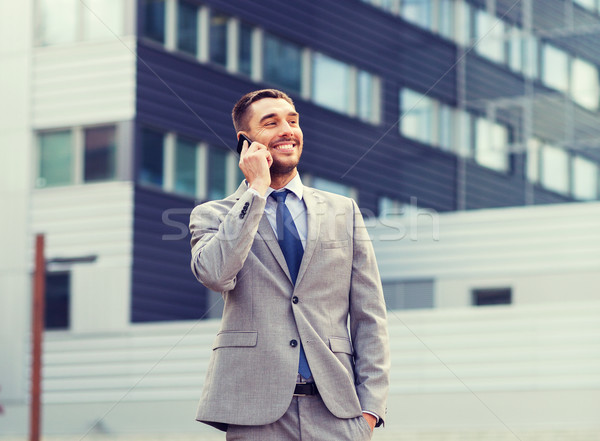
[280,120,293,137]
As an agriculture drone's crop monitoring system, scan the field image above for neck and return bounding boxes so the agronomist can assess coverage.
[270,169,297,190]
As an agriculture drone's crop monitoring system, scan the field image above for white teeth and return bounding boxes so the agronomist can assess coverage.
[275,144,294,150]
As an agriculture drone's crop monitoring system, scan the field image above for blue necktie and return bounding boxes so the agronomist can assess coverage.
[270,190,312,379]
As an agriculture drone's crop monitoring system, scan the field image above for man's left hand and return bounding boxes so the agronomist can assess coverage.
[362,412,376,432]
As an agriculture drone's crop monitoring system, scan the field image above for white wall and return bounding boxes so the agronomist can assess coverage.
[32,38,137,130]
[30,182,134,333]
[371,202,600,307]
[0,0,33,416]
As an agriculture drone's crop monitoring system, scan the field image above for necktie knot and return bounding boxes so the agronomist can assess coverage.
[270,189,289,204]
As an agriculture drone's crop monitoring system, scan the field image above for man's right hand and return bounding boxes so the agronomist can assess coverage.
[239,138,272,196]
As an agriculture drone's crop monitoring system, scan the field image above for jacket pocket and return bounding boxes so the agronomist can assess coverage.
[213,331,258,350]
[321,239,349,250]
[329,336,354,355]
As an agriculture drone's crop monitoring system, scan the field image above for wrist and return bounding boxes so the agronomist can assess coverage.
[249,180,269,196]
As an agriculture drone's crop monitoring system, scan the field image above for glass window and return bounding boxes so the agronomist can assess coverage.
[45,272,70,330]
[208,148,228,200]
[210,11,229,66]
[238,22,253,76]
[523,36,539,78]
[143,0,165,43]
[571,58,600,111]
[542,44,569,93]
[475,118,509,172]
[526,138,541,183]
[508,25,523,72]
[38,131,73,188]
[312,53,351,114]
[82,0,123,40]
[437,0,454,39]
[140,129,164,186]
[455,109,473,157]
[474,9,505,64]
[174,138,197,197]
[573,156,598,200]
[574,0,596,11]
[263,33,302,93]
[438,105,453,151]
[38,0,77,45]
[402,0,432,29]
[84,126,116,182]
[400,89,434,145]
[541,144,570,194]
[454,0,472,46]
[177,1,198,55]
[312,177,355,198]
[358,71,376,123]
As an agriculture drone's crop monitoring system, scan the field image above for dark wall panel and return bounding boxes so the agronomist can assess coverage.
[131,186,208,322]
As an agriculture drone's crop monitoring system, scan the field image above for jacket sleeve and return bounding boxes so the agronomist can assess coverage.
[189,190,266,292]
[348,199,390,426]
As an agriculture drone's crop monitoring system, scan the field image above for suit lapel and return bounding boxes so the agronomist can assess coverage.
[295,187,322,287]
[257,213,293,283]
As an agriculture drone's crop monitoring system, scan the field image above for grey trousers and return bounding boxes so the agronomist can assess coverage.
[225,396,373,441]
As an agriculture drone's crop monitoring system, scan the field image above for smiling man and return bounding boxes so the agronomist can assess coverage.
[189,89,390,440]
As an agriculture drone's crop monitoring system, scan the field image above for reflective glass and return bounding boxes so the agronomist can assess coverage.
[208,148,228,200]
[508,25,523,72]
[400,89,434,145]
[143,0,165,43]
[542,44,569,93]
[312,53,350,114]
[84,126,116,182]
[475,118,509,172]
[526,138,541,183]
[438,0,454,39]
[571,58,599,111]
[210,12,229,66]
[438,105,453,151]
[541,144,569,194]
[263,33,302,93]
[455,109,472,157]
[574,0,596,11]
[312,177,354,198]
[83,0,123,40]
[573,156,598,200]
[38,131,73,187]
[358,71,375,122]
[140,129,164,186]
[178,1,198,55]
[402,0,432,29]
[175,138,197,197]
[38,0,77,45]
[474,9,505,64]
[239,22,253,76]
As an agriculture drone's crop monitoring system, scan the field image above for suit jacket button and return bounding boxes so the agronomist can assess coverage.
[292,296,299,304]
[239,213,245,219]
[290,339,298,347]
[244,202,249,207]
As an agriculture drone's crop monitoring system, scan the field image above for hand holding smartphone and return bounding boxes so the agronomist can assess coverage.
[237,134,252,154]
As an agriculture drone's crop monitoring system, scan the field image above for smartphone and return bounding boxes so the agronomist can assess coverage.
[237,134,252,154]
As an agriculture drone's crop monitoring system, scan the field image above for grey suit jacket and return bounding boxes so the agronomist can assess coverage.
[189,182,390,431]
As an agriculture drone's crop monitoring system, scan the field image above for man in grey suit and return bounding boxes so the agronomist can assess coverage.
[189,89,389,440]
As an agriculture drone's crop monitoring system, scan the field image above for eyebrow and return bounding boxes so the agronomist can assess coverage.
[259,111,299,124]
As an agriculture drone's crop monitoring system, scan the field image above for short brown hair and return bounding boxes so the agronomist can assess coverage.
[232,89,295,132]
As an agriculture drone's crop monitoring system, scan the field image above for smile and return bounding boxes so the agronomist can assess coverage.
[272,143,295,151]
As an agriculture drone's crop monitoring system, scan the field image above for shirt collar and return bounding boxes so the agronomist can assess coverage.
[266,173,304,201]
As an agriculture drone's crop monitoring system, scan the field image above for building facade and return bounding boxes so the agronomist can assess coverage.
[1,0,600,437]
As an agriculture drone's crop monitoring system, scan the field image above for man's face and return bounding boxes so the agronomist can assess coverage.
[244,98,303,176]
